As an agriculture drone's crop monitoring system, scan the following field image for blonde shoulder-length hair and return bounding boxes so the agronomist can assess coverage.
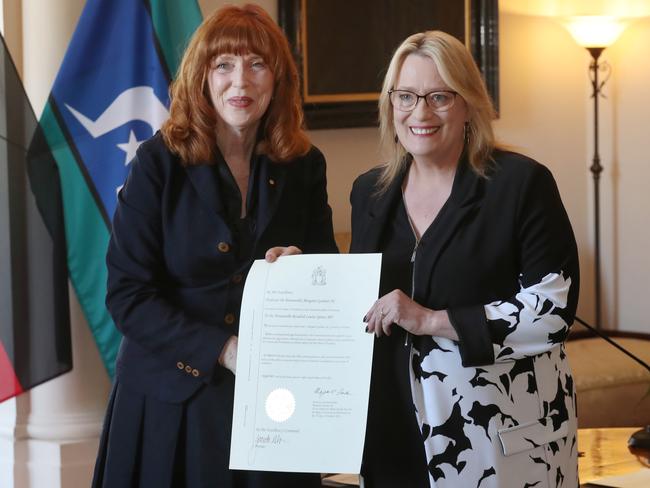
[161,4,310,165]
[377,30,500,192]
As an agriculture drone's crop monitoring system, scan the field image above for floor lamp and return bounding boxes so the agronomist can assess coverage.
[562,15,650,453]
[562,16,627,330]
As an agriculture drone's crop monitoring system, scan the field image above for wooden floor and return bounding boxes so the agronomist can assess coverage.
[578,427,649,484]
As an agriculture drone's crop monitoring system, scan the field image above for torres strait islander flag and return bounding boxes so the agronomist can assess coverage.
[36,0,201,378]
[1,34,71,402]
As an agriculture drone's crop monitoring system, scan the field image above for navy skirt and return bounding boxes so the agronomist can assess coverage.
[92,380,321,488]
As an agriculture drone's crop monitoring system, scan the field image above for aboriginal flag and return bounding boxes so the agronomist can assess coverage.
[0,34,72,403]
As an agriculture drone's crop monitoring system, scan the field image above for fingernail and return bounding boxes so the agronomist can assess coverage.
[363,315,367,322]
[365,326,369,333]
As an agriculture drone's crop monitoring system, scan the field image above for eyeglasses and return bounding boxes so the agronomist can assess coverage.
[388,89,458,112]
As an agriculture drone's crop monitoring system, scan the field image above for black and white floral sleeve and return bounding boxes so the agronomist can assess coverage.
[448,163,580,366]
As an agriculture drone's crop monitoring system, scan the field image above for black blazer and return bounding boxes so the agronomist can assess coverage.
[350,150,580,366]
[351,151,581,488]
[106,133,337,403]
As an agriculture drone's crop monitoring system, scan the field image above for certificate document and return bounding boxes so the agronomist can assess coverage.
[229,253,381,474]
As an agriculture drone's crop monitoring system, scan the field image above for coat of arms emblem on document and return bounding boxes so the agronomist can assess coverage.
[311,266,326,286]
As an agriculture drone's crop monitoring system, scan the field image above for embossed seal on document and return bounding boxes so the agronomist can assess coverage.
[265,388,296,423]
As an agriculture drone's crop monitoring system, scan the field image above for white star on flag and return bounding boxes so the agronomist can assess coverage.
[117,130,144,165]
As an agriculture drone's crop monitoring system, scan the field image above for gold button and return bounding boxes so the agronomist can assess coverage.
[185,365,192,373]
[217,242,230,253]
[177,361,184,370]
[231,273,243,284]
[268,178,275,186]
[192,369,200,377]
[224,313,235,325]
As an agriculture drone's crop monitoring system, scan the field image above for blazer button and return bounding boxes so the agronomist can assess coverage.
[268,178,276,186]
[217,242,230,253]
[184,365,192,374]
[231,273,243,284]
[224,313,236,325]
[192,369,200,377]
[177,361,185,370]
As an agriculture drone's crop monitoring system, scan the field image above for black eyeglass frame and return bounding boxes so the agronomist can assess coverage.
[388,89,459,112]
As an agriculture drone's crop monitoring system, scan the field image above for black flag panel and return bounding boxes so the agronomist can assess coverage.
[0,34,72,402]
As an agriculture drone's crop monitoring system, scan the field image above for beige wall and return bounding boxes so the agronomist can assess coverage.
[495,13,650,333]
[606,19,650,333]
[493,12,593,324]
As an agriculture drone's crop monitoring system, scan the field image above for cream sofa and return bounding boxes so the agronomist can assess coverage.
[567,332,650,428]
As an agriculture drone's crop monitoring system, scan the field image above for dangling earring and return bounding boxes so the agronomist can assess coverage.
[463,122,470,145]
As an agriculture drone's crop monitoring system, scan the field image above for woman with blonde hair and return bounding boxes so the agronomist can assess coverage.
[352,31,579,487]
[92,5,334,487]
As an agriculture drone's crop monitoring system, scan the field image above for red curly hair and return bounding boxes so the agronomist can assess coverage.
[161,4,310,164]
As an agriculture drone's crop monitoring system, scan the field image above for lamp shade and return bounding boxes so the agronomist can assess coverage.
[563,16,628,47]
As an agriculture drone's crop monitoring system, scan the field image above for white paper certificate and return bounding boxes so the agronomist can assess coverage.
[229,253,381,474]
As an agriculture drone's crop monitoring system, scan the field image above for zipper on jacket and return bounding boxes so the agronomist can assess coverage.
[405,239,419,347]
[403,191,419,348]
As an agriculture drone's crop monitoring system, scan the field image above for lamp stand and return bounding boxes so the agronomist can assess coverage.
[586,46,609,330]
[586,45,650,460]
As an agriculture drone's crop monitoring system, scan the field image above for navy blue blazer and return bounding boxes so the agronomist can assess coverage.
[106,133,337,403]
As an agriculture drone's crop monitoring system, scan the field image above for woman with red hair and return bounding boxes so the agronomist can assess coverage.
[92,5,335,487]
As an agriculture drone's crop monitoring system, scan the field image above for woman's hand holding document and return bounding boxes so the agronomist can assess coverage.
[230,253,381,474]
